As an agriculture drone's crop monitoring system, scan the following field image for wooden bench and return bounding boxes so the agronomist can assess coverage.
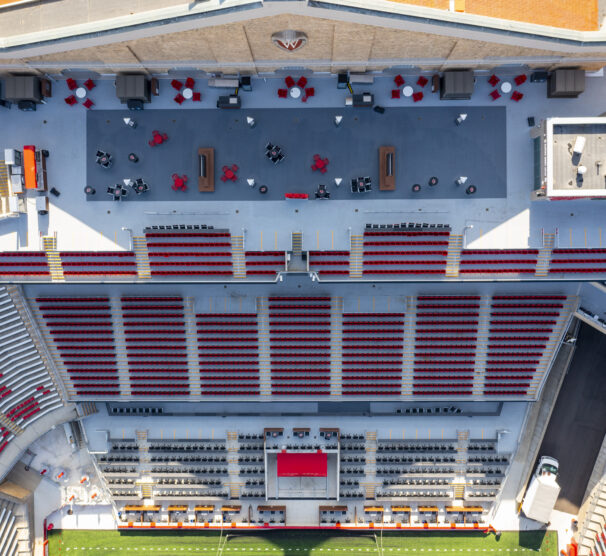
[379,146,395,191]
[198,148,215,192]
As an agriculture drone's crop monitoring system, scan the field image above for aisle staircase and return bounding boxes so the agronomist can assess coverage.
[330,297,343,396]
[133,236,151,279]
[183,297,201,396]
[139,482,153,499]
[363,484,376,500]
[42,235,64,281]
[455,430,469,476]
[365,432,377,478]
[535,231,556,277]
[349,235,363,278]
[291,231,302,256]
[0,161,8,197]
[136,430,150,467]
[231,236,246,279]
[256,298,272,396]
[453,482,466,500]
[78,402,98,417]
[0,161,9,215]
[228,483,241,499]
[227,432,240,478]
[445,234,463,277]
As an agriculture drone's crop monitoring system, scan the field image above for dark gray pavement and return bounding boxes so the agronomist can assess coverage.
[536,323,606,514]
[86,107,507,202]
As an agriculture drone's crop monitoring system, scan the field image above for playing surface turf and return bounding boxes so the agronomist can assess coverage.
[48,529,557,555]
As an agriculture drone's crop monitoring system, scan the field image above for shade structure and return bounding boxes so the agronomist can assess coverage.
[277,452,327,477]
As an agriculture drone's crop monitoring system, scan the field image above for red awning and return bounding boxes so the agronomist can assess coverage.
[277,452,327,477]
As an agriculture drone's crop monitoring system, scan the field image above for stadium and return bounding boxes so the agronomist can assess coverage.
[0,1,605,555]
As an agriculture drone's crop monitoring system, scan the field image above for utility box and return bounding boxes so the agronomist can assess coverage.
[548,69,585,98]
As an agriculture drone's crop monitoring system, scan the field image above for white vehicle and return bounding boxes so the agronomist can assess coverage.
[521,456,561,524]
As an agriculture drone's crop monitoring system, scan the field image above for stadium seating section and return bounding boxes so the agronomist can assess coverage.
[197,312,260,395]
[122,297,190,396]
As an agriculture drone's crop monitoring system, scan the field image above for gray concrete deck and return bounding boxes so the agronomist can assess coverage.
[86,107,506,202]
[2,72,606,254]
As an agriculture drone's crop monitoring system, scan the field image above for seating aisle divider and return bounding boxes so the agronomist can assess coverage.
[330,297,344,397]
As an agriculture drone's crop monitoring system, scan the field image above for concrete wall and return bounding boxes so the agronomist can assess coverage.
[8,14,606,75]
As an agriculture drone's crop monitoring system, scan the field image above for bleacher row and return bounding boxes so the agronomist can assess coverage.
[342,312,405,395]
[269,297,331,395]
[0,289,64,457]
[413,296,479,396]
[308,251,350,276]
[580,477,606,556]
[59,251,137,277]
[3,232,606,280]
[245,252,284,276]
[37,296,121,397]
[483,295,565,396]
[0,252,49,277]
[122,297,190,396]
[362,228,450,275]
[145,230,233,277]
[197,312,260,395]
[0,501,24,556]
[34,294,570,400]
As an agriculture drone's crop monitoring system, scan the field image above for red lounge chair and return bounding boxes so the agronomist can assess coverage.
[83,98,94,109]
[285,76,295,88]
[64,95,77,106]
[278,89,288,98]
[391,89,401,99]
[511,91,524,102]
[174,93,185,105]
[185,77,195,89]
[412,91,424,102]
[394,75,405,87]
[231,165,238,172]
[297,76,308,89]
[514,74,527,86]
[84,78,95,90]
[489,89,501,100]
[220,175,228,182]
[171,79,183,91]
[148,140,156,147]
[66,78,77,90]
[302,87,315,102]
[488,74,500,87]
[192,92,201,102]
[417,76,428,88]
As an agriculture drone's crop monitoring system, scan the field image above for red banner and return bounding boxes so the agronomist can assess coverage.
[277,452,327,477]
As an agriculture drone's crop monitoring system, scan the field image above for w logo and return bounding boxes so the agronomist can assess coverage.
[272,30,307,52]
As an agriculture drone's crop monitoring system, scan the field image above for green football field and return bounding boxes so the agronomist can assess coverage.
[47,529,558,555]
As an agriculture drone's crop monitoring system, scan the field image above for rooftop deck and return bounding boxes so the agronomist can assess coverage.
[2,71,606,283]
